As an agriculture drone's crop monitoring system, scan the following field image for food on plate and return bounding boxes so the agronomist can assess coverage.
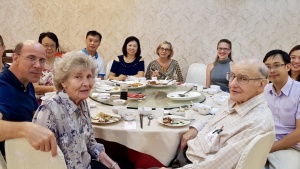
[163,117,173,123]
[127,92,145,98]
[147,81,157,85]
[128,82,143,87]
[92,112,116,123]
[162,117,189,125]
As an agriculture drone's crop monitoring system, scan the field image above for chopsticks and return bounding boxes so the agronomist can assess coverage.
[139,114,143,129]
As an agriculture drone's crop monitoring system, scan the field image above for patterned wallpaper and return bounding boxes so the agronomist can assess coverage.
[0,0,300,80]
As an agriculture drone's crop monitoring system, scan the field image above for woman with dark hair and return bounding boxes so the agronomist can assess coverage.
[145,41,183,82]
[34,32,60,94]
[206,39,233,92]
[0,35,10,72]
[109,36,145,81]
[288,45,300,81]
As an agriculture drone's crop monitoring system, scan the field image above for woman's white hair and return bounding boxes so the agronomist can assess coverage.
[54,51,96,91]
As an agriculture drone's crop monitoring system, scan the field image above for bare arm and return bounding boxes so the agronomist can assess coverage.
[33,83,56,95]
[98,151,120,169]
[206,63,213,88]
[271,119,300,152]
[0,113,57,157]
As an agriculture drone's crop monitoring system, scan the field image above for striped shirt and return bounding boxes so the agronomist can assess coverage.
[182,93,275,169]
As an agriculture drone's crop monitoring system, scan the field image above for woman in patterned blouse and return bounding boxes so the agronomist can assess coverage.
[33,32,60,95]
[33,52,120,169]
[145,41,183,82]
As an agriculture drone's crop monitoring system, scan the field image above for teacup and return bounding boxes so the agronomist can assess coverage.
[194,103,211,115]
[210,85,221,90]
[207,88,218,95]
[121,110,137,121]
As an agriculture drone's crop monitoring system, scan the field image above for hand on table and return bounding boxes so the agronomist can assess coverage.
[118,74,127,81]
[151,69,160,77]
[24,122,57,157]
[180,127,198,150]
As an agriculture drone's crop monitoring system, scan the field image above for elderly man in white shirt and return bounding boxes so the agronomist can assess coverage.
[161,59,275,169]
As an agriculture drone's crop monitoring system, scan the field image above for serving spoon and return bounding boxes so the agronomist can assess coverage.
[178,87,194,97]
[147,114,154,126]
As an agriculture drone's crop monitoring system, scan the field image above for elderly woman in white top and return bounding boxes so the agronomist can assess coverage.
[33,52,120,169]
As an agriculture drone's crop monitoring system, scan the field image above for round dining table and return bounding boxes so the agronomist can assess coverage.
[89,82,229,168]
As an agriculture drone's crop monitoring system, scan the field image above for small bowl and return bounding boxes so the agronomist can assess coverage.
[98,93,110,97]
[91,93,99,97]
[210,85,221,90]
[138,107,152,115]
[98,96,110,102]
[207,88,218,95]
[171,108,185,117]
[111,94,120,99]
[95,78,102,82]
[6,53,13,57]
[121,110,137,121]
[112,105,126,114]
[197,105,212,115]
[113,99,126,105]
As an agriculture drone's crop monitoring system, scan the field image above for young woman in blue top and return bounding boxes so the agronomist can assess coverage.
[206,39,233,92]
[109,36,145,81]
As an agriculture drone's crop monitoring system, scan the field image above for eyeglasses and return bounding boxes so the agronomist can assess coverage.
[217,48,230,52]
[42,44,56,49]
[19,54,47,67]
[226,72,264,85]
[159,47,171,52]
[265,64,286,70]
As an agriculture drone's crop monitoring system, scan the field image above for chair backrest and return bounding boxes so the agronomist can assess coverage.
[0,151,7,169]
[235,131,275,169]
[5,138,67,169]
[185,63,207,85]
[106,60,114,79]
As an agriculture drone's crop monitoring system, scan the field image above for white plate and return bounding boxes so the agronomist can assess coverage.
[167,91,201,101]
[157,115,191,127]
[128,96,146,100]
[146,80,173,87]
[96,86,120,93]
[92,112,121,124]
[124,81,147,89]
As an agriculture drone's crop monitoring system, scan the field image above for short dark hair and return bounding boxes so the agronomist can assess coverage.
[263,49,290,64]
[38,32,59,50]
[122,36,141,57]
[86,30,102,41]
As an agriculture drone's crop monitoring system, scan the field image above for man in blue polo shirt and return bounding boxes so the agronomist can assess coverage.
[0,40,57,157]
[79,30,105,79]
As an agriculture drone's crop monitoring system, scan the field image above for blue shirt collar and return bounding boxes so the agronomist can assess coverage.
[82,48,98,59]
[1,68,29,92]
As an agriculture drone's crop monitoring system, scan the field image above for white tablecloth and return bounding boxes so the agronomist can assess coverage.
[90,91,229,166]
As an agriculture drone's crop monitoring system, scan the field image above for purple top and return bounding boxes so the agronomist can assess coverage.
[265,77,300,145]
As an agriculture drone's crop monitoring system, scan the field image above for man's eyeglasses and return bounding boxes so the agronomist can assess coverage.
[217,48,230,52]
[19,54,47,67]
[42,44,56,49]
[265,64,286,70]
[226,72,264,85]
[159,47,171,52]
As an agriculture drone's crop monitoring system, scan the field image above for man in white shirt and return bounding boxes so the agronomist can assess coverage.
[162,59,275,169]
[80,30,105,79]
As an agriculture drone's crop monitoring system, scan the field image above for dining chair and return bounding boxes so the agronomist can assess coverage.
[185,63,207,85]
[106,60,114,79]
[5,138,67,169]
[235,131,275,169]
[0,151,7,169]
